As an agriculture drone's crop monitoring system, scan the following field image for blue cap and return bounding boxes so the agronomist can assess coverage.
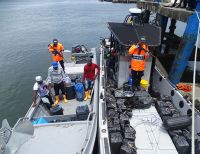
[52,62,58,68]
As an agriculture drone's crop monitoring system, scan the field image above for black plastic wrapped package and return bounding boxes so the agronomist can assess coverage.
[164,116,192,130]
[120,139,137,154]
[109,124,121,133]
[172,135,189,154]
[124,132,136,141]
[110,132,123,154]
[107,102,117,110]
[120,114,130,124]
[76,105,89,120]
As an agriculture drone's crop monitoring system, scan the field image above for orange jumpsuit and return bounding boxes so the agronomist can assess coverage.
[48,43,65,71]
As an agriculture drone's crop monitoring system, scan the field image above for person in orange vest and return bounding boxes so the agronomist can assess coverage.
[48,39,65,72]
[129,36,149,91]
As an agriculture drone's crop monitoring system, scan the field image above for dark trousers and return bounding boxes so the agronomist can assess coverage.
[42,94,54,109]
[54,81,65,96]
[188,0,197,9]
[131,70,144,87]
[174,0,196,9]
[59,60,65,72]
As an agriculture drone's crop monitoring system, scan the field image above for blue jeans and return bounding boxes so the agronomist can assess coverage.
[85,79,94,90]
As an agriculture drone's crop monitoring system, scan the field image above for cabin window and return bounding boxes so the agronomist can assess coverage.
[171,90,174,96]
[159,76,162,82]
[187,109,192,116]
[179,101,184,108]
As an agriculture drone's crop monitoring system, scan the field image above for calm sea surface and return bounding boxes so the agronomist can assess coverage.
[0,0,132,126]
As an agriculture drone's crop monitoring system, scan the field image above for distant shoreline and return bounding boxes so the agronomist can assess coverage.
[99,0,137,3]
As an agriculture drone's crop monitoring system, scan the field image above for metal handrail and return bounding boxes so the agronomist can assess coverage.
[191,10,200,154]
[79,112,96,154]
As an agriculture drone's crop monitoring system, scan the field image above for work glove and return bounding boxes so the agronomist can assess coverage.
[53,50,59,55]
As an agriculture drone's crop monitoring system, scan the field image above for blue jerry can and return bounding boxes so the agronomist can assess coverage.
[128,76,132,86]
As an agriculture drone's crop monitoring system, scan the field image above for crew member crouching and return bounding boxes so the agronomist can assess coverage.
[32,76,54,109]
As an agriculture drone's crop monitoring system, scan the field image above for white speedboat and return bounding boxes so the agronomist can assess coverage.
[0,48,99,154]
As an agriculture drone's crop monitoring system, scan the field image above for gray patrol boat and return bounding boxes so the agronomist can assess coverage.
[98,8,200,154]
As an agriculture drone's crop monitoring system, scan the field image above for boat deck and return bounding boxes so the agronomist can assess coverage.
[60,98,91,115]
[130,106,178,154]
[32,97,91,118]
[16,122,88,154]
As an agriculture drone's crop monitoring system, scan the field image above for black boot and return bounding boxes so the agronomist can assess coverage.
[136,86,141,91]
[131,86,137,92]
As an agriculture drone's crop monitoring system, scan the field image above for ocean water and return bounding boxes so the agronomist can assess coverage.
[0,0,132,126]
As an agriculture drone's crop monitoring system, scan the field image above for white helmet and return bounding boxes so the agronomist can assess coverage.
[35,76,42,82]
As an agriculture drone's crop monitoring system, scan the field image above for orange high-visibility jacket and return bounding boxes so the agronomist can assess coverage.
[129,43,149,71]
[48,43,64,62]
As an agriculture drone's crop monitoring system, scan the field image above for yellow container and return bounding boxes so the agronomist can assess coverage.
[140,79,149,89]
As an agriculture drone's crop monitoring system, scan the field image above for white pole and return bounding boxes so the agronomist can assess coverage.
[192,11,200,154]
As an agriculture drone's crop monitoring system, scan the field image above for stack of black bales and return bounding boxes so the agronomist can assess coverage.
[106,88,137,154]
[124,90,154,110]
[155,95,180,121]
[168,129,200,154]
[155,95,195,154]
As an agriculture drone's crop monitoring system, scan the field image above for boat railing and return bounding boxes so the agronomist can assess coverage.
[153,66,200,134]
[79,76,99,154]
[98,45,111,154]
[79,112,96,154]
[25,96,41,120]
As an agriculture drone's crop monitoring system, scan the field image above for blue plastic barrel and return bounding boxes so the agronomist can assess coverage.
[75,83,84,101]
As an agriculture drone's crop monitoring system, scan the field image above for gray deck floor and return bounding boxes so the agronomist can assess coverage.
[16,123,88,154]
[59,98,91,115]
[130,106,178,154]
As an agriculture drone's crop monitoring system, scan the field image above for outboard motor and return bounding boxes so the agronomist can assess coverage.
[124,8,142,25]
[100,37,111,48]
[72,44,88,53]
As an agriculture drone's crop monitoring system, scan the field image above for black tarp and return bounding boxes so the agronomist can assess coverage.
[108,22,161,47]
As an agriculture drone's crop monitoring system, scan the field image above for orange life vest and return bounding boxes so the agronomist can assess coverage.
[48,43,64,62]
[129,43,149,71]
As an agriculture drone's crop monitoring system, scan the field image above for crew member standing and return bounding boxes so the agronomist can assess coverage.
[48,39,65,72]
[129,36,149,91]
[82,57,100,101]
[47,62,67,106]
